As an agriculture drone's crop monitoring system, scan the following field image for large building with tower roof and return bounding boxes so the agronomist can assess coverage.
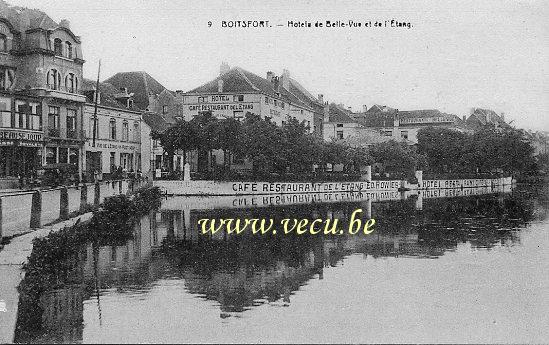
[0,0,86,188]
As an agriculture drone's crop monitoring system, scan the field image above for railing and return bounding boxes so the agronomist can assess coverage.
[66,128,78,139]
[0,111,42,131]
[48,127,60,137]
[46,84,78,94]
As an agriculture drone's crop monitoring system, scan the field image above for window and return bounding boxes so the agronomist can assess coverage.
[48,106,60,137]
[400,130,409,140]
[89,117,99,139]
[122,121,129,141]
[274,100,278,107]
[133,122,139,141]
[53,38,63,56]
[162,105,168,114]
[336,130,344,140]
[109,119,117,140]
[46,147,57,165]
[58,147,68,164]
[66,109,76,138]
[47,69,61,90]
[265,97,269,104]
[65,73,77,93]
[233,111,244,120]
[0,34,6,52]
[233,95,244,102]
[69,148,78,165]
[0,97,11,127]
[281,102,285,109]
[336,124,343,127]
[0,67,15,90]
[65,41,72,58]
[110,152,116,172]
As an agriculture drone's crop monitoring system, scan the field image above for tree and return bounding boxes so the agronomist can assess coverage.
[369,140,426,176]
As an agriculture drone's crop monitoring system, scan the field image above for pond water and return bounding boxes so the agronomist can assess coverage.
[13,184,549,343]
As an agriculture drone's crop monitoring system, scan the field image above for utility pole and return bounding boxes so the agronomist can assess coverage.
[92,60,101,147]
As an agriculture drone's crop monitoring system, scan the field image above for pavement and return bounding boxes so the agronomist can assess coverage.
[0,212,93,344]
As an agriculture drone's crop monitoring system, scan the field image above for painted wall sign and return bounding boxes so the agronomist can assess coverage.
[188,104,254,112]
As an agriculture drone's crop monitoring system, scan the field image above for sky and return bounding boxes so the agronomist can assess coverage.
[8,0,549,131]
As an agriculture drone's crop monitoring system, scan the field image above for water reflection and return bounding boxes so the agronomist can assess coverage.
[13,184,549,343]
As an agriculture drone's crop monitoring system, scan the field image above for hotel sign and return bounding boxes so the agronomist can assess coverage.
[400,117,452,124]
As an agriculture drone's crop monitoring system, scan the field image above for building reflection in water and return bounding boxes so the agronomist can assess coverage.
[13,184,548,343]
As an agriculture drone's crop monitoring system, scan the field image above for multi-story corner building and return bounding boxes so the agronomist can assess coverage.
[182,63,315,131]
[103,71,184,174]
[355,105,468,144]
[0,3,85,187]
[81,80,146,180]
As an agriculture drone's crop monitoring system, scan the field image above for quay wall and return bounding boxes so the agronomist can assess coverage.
[0,179,145,239]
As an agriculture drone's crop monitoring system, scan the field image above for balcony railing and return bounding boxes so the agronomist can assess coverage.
[0,111,42,131]
[46,84,78,94]
[67,128,78,139]
[48,127,60,137]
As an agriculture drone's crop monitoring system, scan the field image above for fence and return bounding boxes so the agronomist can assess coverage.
[0,179,145,240]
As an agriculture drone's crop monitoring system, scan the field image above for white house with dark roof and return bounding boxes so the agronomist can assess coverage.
[182,63,315,133]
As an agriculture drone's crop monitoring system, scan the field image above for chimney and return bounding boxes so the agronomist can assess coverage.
[281,69,290,90]
[462,115,467,122]
[500,112,505,122]
[323,103,330,122]
[217,79,223,93]
[220,62,230,76]
[266,71,274,83]
[318,94,324,103]
[59,19,71,29]
[347,106,352,112]
[363,105,368,112]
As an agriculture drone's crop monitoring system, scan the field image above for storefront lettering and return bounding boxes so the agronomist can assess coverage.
[0,130,43,142]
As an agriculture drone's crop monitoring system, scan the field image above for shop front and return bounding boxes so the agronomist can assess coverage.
[0,128,44,188]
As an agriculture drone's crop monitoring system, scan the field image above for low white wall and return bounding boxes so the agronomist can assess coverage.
[155,180,405,196]
[156,177,514,196]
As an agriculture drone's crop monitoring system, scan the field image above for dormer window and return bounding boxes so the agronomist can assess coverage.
[53,38,63,56]
[47,69,61,90]
[65,41,72,58]
[0,34,7,52]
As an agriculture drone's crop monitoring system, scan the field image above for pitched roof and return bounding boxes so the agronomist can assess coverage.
[142,112,170,133]
[186,67,313,111]
[0,0,58,32]
[467,108,508,128]
[328,103,356,123]
[81,78,138,111]
[354,105,398,127]
[104,71,169,111]
[288,78,323,107]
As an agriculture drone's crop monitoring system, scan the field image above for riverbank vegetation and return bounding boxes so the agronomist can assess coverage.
[14,186,163,343]
[155,112,543,180]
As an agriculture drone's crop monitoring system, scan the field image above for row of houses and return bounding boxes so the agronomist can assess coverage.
[1,2,546,188]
